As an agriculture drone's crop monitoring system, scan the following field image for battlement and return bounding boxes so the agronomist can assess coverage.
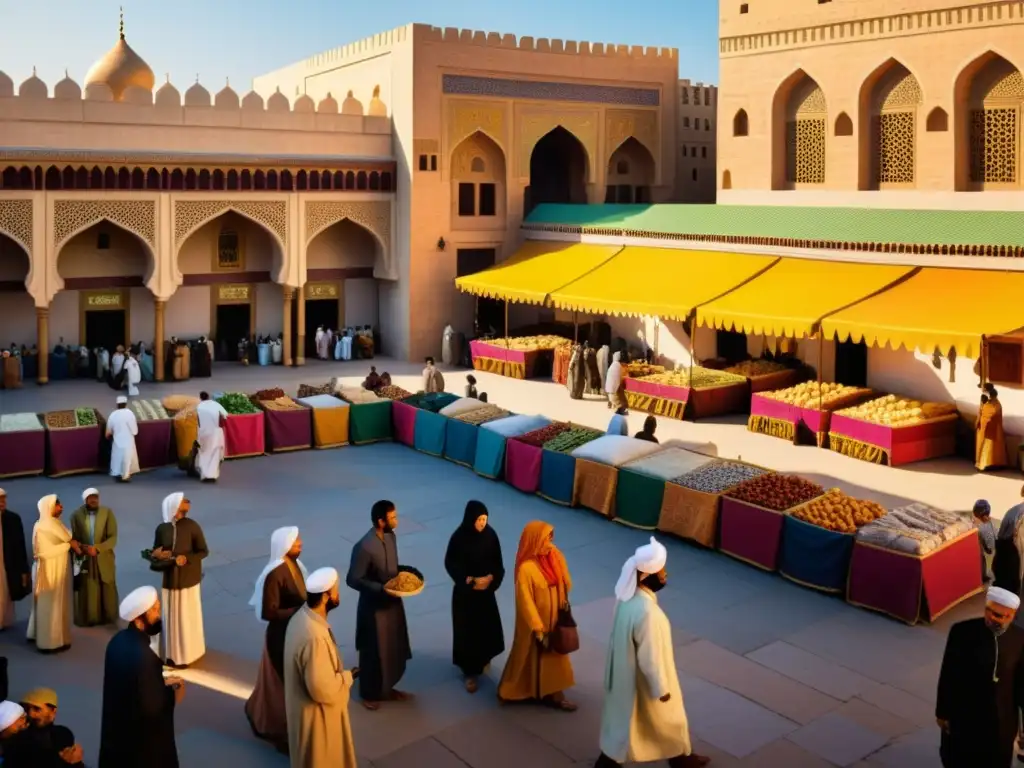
[680,79,718,90]
[302,25,412,70]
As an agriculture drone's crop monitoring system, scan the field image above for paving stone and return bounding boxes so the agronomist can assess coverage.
[372,736,470,768]
[834,697,918,741]
[787,712,890,766]
[747,641,875,701]
[741,738,833,766]
[435,710,577,768]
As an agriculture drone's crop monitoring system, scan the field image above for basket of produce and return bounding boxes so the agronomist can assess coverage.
[297,382,333,398]
[720,474,823,571]
[161,394,200,416]
[217,393,265,459]
[752,382,873,445]
[615,447,713,531]
[657,460,768,547]
[298,394,350,449]
[45,408,104,477]
[384,566,425,598]
[725,360,805,393]
[505,423,571,494]
[376,385,413,401]
[128,399,174,471]
[780,489,887,594]
[172,405,199,468]
[829,395,958,466]
[471,335,569,379]
[0,412,45,479]
[258,396,312,453]
[537,426,603,506]
[849,503,982,624]
[338,388,393,445]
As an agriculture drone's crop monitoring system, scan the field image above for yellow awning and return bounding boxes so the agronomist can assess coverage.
[822,267,1024,357]
[696,259,916,338]
[548,247,778,321]
[454,241,621,305]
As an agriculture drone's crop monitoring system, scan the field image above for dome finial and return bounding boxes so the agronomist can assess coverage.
[32,66,37,76]
[65,68,69,78]
[195,73,199,83]
[165,72,170,84]
[119,6,124,40]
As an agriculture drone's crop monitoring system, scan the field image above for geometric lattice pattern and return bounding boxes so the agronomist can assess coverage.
[795,85,827,116]
[876,111,915,184]
[988,69,1024,100]
[970,108,1018,184]
[786,118,826,184]
[174,200,287,249]
[0,199,32,251]
[53,199,156,250]
[880,72,922,110]
[304,201,390,248]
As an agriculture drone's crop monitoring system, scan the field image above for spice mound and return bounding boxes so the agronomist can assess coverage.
[384,570,424,596]
[45,410,78,429]
[376,385,412,401]
[791,489,887,534]
[671,461,768,494]
[727,473,823,512]
[252,387,286,402]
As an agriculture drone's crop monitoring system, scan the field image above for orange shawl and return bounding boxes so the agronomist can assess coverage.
[514,520,570,589]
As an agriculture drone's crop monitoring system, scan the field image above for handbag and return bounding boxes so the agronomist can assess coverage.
[548,602,579,655]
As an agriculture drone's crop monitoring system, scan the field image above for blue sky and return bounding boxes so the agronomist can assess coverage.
[0,0,719,92]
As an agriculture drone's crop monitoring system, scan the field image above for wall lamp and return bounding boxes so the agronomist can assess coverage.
[437,237,447,252]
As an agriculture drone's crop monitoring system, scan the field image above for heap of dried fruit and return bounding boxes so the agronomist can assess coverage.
[487,335,570,351]
[376,385,413,401]
[385,570,424,594]
[636,366,746,390]
[543,426,602,453]
[625,362,665,378]
[298,382,333,398]
[790,489,887,533]
[727,474,823,512]
[75,408,97,426]
[45,410,77,429]
[763,381,872,411]
[455,405,511,425]
[161,395,200,414]
[725,360,788,377]
[836,395,958,428]
[671,461,769,494]
[251,387,286,404]
[261,397,304,412]
[515,422,570,447]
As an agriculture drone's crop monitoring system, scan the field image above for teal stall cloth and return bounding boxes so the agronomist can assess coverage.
[779,514,855,594]
[538,449,576,506]
[414,410,448,456]
[348,401,394,445]
[444,419,479,467]
[614,468,666,529]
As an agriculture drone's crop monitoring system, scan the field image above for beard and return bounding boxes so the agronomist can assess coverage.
[325,595,341,613]
[640,573,666,593]
[143,617,163,636]
[987,618,1010,637]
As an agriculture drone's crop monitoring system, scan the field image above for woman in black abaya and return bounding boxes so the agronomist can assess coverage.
[445,500,505,693]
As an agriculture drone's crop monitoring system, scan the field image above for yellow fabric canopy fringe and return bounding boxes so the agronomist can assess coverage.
[548,247,777,321]
[454,241,621,305]
[696,259,915,339]
[821,267,1024,358]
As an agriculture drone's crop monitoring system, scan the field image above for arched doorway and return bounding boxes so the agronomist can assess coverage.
[860,60,921,189]
[605,137,655,203]
[525,126,588,214]
[303,218,382,359]
[174,211,285,361]
[772,71,828,189]
[450,131,507,227]
[0,233,36,377]
[955,53,1023,189]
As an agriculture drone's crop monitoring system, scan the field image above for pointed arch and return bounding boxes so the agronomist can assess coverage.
[771,69,827,189]
[55,219,155,289]
[606,137,655,203]
[173,200,287,256]
[732,109,749,137]
[721,170,732,190]
[858,58,922,189]
[926,107,948,132]
[146,168,161,189]
[304,200,392,279]
[834,112,853,136]
[527,126,590,210]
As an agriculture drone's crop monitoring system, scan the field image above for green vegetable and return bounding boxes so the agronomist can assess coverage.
[543,427,602,454]
[216,392,259,415]
[75,408,97,427]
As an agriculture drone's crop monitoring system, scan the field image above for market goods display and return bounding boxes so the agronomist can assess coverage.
[252,387,286,402]
[639,367,746,390]
[439,398,489,418]
[45,408,102,477]
[402,392,459,413]
[764,381,872,411]
[217,393,260,415]
[75,408,97,426]
[671,461,768,494]
[338,387,383,404]
[377,385,412,401]
[0,413,43,432]
[543,426,602,454]
[45,410,80,429]
[726,474,823,512]
[455,404,510,425]
[625,362,665,378]
[297,382,333,398]
[570,435,662,467]
[515,422,570,447]
[622,447,713,482]
[725,360,787,377]
[856,503,972,555]
[261,397,305,412]
[161,394,199,414]
[384,568,424,597]
[489,335,570,351]
[616,448,714,531]
[129,399,170,421]
[298,394,347,409]
[836,395,958,427]
[790,489,887,534]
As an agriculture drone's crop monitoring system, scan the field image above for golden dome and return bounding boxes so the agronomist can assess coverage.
[84,12,155,101]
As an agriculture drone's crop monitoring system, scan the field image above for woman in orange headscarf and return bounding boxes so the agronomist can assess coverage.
[977,384,1008,471]
[497,521,576,711]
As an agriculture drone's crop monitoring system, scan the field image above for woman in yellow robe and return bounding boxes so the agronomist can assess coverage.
[977,387,1008,471]
[498,521,576,711]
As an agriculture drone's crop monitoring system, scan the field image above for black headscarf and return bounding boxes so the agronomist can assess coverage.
[446,501,505,586]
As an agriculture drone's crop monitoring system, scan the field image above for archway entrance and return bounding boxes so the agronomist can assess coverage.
[526,126,588,214]
[0,233,36,379]
[213,285,253,361]
[605,137,655,203]
[956,53,1023,189]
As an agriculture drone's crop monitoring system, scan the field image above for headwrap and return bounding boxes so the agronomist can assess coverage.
[119,585,158,622]
[249,527,307,620]
[615,537,668,602]
[116,395,128,404]
[82,488,99,503]
[0,488,5,497]
[988,585,1021,611]
[162,492,184,524]
[0,701,24,731]
[305,567,339,593]
[460,500,488,533]
[20,687,58,708]
[514,521,570,591]
[605,351,623,394]
[37,494,58,521]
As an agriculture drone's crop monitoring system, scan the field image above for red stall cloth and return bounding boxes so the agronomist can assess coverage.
[261,405,313,453]
[225,412,265,459]
[391,401,417,447]
[718,496,786,572]
[0,425,45,479]
[135,420,174,471]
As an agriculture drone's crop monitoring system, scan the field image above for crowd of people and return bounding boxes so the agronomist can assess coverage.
[314,326,376,362]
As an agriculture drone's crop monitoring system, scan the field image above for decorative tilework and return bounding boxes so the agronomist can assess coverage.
[0,199,32,252]
[54,200,156,250]
[442,74,659,107]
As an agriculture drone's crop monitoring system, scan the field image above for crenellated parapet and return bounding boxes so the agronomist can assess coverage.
[416,23,677,60]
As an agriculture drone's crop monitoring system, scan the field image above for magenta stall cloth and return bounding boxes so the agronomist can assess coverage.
[505,439,543,493]
[718,497,785,572]
[46,424,103,477]
[263,406,313,453]
[0,428,46,478]
[224,412,266,459]
[391,401,417,447]
[135,420,174,471]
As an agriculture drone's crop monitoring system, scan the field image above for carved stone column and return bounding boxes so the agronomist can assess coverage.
[154,300,166,381]
[295,286,306,366]
[36,307,49,385]
[283,286,294,367]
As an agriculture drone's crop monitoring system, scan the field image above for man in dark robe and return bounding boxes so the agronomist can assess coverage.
[19,687,84,767]
[346,500,412,710]
[936,585,1024,767]
[0,489,32,630]
[98,585,185,768]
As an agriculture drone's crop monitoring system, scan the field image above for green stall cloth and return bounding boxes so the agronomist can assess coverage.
[614,468,667,529]
[348,401,394,445]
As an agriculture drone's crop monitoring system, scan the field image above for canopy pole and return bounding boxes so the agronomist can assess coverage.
[574,311,579,343]
[654,316,660,359]
[817,332,824,417]
[504,302,509,348]
[980,334,987,386]
[688,315,696,383]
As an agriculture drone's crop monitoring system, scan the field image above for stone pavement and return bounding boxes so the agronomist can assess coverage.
[0,358,1007,767]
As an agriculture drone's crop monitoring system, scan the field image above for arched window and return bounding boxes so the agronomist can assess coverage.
[131,168,145,189]
[965,55,1023,186]
[146,168,161,189]
[783,74,827,185]
[733,109,749,137]
[171,169,184,190]
[44,166,61,190]
[926,107,948,132]
[356,171,367,190]
[297,170,308,190]
[240,169,252,190]
[834,112,853,136]
[866,62,921,187]
[470,157,486,173]
[722,170,732,189]
[198,169,211,190]
[212,169,225,190]
[76,167,89,188]
[369,171,380,190]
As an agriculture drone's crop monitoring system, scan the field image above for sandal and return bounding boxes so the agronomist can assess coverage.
[465,677,479,694]
[361,699,380,711]
[389,689,415,701]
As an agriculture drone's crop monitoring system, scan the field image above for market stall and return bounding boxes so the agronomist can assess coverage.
[505,423,571,493]
[0,413,45,479]
[403,393,460,456]
[719,474,823,571]
[625,367,748,421]
[470,335,570,379]
[217,393,265,459]
[724,360,806,394]
[569,435,662,518]
[657,460,768,547]
[749,382,874,445]
[442,402,510,467]
[848,503,983,624]
[298,395,350,449]
[537,426,603,506]
[779,489,887,593]
[474,414,550,480]
[45,408,103,477]
[337,387,393,445]
[128,399,174,470]
[252,389,312,453]
[613,447,714,530]
[828,395,958,466]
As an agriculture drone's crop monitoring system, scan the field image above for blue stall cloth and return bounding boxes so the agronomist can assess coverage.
[538,449,576,506]
[444,419,479,467]
[258,344,272,366]
[779,514,856,594]
[413,410,448,456]
[473,415,549,480]
[48,354,70,380]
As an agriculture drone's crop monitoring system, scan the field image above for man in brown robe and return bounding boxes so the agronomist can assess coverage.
[976,385,1008,471]
[284,567,358,768]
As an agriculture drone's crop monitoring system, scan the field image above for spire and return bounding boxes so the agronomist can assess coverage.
[119,6,125,40]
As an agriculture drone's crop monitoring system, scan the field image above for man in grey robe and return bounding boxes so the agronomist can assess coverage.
[345,500,412,711]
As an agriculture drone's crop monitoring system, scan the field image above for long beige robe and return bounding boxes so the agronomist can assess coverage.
[283,604,357,768]
[27,515,73,650]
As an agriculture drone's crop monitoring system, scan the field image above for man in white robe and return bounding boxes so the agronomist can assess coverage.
[315,326,327,360]
[110,345,126,380]
[595,538,708,768]
[195,391,228,482]
[340,330,353,361]
[124,351,142,396]
[106,396,140,482]
[27,495,78,653]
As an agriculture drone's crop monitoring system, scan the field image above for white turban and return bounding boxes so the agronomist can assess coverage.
[249,527,307,620]
[0,488,6,497]
[119,585,159,622]
[305,567,339,594]
[988,585,1021,611]
[116,396,128,405]
[0,700,24,731]
[36,494,58,521]
[162,492,184,523]
[614,537,668,603]
[82,488,99,503]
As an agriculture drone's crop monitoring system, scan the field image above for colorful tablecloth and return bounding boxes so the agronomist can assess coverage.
[572,458,619,517]
[505,439,543,493]
[538,449,576,506]
[172,415,198,468]
[414,410,448,456]
[0,428,45,479]
[47,423,102,477]
[262,407,313,453]
[829,413,957,466]
[444,419,479,467]
[719,497,786,571]
[309,404,350,448]
[391,401,417,447]
[614,468,665,529]
[225,412,265,459]
[473,428,508,479]
[136,420,174,471]
[657,483,721,547]
[348,401,393,445]
[779,515,855,594]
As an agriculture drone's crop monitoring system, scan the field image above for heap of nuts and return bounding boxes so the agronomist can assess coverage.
[726,474,824,512]
[45,410,77,429]
[791,489,887,534]
[671,461,770,494]
[376,385,413,401]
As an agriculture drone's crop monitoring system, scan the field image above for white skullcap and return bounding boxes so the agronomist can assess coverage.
[162,492,184,524]
[614,537,668,603]
[305,567,339,594]
[82,487,99,502]
[0,700,24,731]
[987,585,1021,611]
[116,396,128,404]
[119,585,158,622]
[0,488,5,497]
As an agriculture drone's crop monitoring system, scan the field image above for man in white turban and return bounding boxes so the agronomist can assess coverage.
[99,585,184,768]
[194,391,228,482]
[596,538,708,768]
[0,700,32,760]
[284,566,358,768]
[27,495,78,653]
[105,395,139,482]
[937,585,1024,767]
[70,487,120,627]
